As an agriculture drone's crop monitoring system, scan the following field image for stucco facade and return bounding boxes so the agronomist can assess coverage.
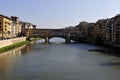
[0,15,12,39]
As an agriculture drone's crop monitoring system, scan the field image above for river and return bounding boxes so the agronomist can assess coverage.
[0,38,120,80]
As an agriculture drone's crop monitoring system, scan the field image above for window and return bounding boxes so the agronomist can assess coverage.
[5,29,7,31]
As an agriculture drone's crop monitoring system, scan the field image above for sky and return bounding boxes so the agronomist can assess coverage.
[0,0,120,29]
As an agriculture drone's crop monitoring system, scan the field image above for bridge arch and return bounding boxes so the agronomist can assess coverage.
[49,36,66,39]
[40,36,70,44]
[26,28,82,43]
[49,37,66,43]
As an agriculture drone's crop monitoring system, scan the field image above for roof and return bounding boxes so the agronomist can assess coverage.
[0,14,11,20]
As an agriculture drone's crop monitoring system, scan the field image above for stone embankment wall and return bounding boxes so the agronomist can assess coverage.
[0,37,26,48]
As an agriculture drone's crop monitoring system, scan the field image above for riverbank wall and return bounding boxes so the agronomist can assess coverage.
[0,37,26,48]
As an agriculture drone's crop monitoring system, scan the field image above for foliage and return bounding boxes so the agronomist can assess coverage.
[30,38,42,41]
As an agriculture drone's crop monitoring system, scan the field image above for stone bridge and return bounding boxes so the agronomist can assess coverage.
[26,28,83,43]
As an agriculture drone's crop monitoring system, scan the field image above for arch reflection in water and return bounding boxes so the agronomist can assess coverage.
[38,38,66,44]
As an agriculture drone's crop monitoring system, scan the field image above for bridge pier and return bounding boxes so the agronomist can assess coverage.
[27,29,80,44]
[66,38,70,43]
[66,32,70,43]
[45,37,49,44]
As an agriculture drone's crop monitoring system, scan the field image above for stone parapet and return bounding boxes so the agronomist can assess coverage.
[0,37,26,48]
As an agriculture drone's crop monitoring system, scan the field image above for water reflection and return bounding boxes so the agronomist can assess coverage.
[0,43,32,79]
[0,39,120,80]
[88,46,120,57]
[101,62,120,66]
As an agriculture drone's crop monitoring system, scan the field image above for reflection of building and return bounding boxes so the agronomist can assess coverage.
[0,45,26,75]
[0,14,12,39]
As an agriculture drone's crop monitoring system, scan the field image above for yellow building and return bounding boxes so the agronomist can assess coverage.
[0,15,12,39]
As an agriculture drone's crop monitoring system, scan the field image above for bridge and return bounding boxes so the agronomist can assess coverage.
[26,28,84,43]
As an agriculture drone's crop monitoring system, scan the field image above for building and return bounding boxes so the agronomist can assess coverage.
[0,14,12,39]
[32,25,37,29]
[11,16,20,37]
[75,21,90,42]
[21,22,35,36]
[18,21,22,36]
[11,18,16,38]
[112,14,120,44]
[86,23,95,43]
